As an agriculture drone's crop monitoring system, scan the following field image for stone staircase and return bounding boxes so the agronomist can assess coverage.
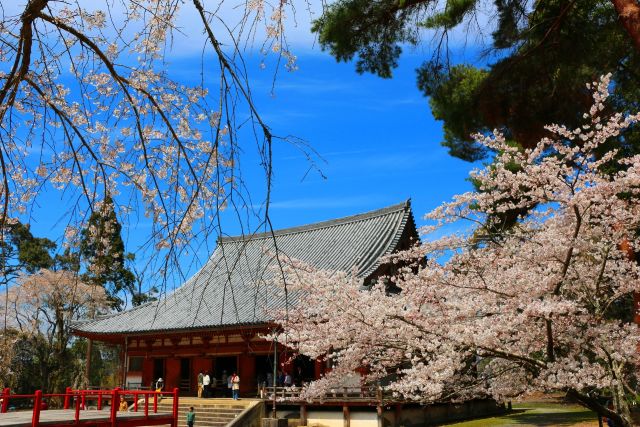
[157,398,256,427]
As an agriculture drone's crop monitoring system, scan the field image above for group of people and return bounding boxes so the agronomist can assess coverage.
[197,370,240,400]
[259,369,301,388]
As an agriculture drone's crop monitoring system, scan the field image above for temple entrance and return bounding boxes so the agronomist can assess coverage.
[153,358,165,388]
[255,354,275,386]
[214,356,237,396]
[179,358,191,392]
[215,356,237,377]
[292,355,314,385]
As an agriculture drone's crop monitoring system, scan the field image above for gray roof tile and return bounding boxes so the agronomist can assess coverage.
[73,201,416,335]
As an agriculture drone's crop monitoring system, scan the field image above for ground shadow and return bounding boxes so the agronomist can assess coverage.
[503,407,597,426]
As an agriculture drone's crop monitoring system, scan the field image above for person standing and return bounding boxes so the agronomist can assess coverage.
[202,372,211,398]
[231,372,240,400]
[283,372,292,387]
[186,407,196,427]
[197,371,204,398]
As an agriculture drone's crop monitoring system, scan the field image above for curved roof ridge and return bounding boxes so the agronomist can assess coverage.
[219,199,411,243]
[359,206,413,278]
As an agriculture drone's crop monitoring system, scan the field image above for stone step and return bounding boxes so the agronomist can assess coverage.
[158,409,244,414]
[154,401,250,427]
[158,405,248,412]
[180,412,238,421]
[158,403,247,409]
[158,404,246,409]
[175,423,228,427]
[157,407,245,414]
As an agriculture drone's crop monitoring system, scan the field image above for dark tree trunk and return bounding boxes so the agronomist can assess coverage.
[567,389,632,427]
[611,0,640,51]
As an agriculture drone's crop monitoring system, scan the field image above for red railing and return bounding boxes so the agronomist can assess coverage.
[0,387,179,427]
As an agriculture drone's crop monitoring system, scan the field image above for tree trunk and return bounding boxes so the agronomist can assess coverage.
[611,0,640,51]
[85,339,93,387]
[567,389,632,427]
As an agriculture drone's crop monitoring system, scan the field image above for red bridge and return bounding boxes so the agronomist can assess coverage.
[0,388,179,427]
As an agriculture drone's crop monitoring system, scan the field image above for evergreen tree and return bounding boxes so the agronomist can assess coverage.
[79,196,137,310]
[313,0,640,161]
[0,222,56,287]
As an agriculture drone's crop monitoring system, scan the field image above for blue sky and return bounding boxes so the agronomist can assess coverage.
[18,2,485,293]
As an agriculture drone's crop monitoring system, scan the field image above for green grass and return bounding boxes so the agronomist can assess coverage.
[441,402,599,426]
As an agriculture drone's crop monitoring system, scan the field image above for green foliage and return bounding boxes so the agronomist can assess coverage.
[421,0,477,29]
[1,222,56,277]
[312,0,427,78]
[314,0,640,161]
[10,331,84,394]
[417,64,488,161]
[71,339,120,388]
[80,196,137,310]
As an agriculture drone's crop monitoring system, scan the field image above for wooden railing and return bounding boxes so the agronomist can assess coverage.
[262,385,385,402]
[0,387,179,427]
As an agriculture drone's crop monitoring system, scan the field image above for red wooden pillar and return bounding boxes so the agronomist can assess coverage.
[165,358,181,390]
[75,394,81,422]
[2,388,10,413]
[32,390,42,427]
[63,387,71,410]
[239,353,255,395]
[172,388,179,427]
[314,358,324,380]
[110,388,120,427]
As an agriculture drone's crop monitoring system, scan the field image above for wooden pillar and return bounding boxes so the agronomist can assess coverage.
[172,388,179,427]
[394,404,402,427]
[119,341,127,388]
[300,404,307,426]
[314,358,324,380]
[32,390,42,427]
[85,339,93,387]
[343,405,350,427]
[377,405,383,427]
[165,358,181,390]
[239,353,256,396]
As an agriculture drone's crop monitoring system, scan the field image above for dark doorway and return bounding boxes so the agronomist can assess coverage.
[214,356,237,397]
[215,356,237,378]
[153,358,165,388]
[255,354,275,386]
[179,358,191,392]
[292,355,314,385]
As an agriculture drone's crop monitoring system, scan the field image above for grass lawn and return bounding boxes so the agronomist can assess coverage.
[441,401,601,426]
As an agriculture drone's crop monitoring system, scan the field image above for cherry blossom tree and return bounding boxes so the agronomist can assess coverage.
[0,269,108,392]
[0,0,314,389]
[274,75,640,426]
[0,0,310,265]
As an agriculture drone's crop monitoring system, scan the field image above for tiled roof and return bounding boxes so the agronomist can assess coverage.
[73,200,416,335]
